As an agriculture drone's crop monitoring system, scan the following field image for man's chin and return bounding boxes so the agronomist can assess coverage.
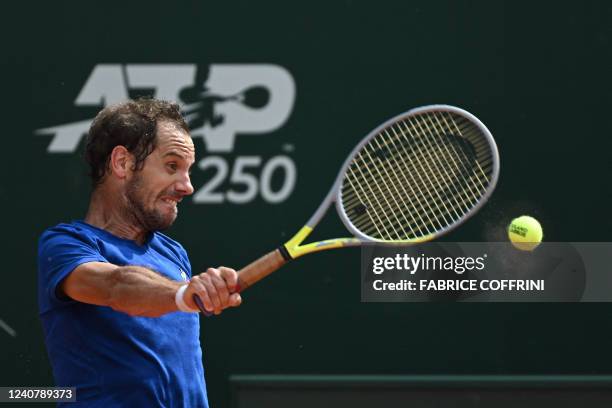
[157,214,177,231]
[141,210,177,232]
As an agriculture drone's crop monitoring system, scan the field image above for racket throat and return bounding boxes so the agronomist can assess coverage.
[283,226,314,259]
[278,244,293,261]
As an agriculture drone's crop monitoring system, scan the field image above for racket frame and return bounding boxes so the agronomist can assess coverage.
[282,104,499,259]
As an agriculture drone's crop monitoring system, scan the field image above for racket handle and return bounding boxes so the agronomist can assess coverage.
[192,247,288,315]
[192,294,212,316]
[236,248,288,292]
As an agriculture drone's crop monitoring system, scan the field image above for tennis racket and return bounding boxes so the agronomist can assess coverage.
[193,104,499,312]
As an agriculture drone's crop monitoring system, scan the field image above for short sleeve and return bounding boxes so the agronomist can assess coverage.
[177,244,192,278]
[38,225,108,313]
[152,232,193,279]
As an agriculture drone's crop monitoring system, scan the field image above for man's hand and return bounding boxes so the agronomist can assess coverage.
[183,267,242,315]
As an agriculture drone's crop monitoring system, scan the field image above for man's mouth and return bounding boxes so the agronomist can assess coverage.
[160,197,182,207]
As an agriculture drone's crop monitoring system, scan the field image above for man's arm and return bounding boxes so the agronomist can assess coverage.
[61,262,241,317]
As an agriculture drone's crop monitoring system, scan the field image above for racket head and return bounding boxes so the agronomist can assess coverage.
[333,105,499,243]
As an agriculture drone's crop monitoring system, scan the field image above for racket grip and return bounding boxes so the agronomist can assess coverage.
[236,248,288,291]
[192,294,212,316]
[192,248,288,315]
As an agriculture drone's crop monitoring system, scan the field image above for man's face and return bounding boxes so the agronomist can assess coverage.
[125,121,195,232]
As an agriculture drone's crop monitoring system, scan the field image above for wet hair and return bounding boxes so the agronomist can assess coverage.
[84,98,189,187]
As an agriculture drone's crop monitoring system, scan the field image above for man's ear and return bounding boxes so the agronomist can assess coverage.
[109,146,133,179]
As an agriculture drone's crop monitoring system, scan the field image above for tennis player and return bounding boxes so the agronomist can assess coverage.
[37,99,241,407]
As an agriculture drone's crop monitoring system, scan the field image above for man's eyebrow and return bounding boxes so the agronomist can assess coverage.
[162,151,189,159]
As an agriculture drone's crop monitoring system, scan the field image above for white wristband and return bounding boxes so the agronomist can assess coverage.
[175,284,198,313]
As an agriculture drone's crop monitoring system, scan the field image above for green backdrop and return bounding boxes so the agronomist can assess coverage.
[1,1,611,407]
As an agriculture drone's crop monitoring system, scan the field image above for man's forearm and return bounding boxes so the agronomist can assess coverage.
[62,262,187,317]
[63,261,240,317]
[105,266,184,317]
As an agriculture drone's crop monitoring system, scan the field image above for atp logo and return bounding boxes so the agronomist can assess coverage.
[37,64,298,204]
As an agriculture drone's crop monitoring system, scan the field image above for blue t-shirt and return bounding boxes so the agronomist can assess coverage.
[38,221,208,408]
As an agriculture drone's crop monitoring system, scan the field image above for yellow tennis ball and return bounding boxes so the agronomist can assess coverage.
[508,215,543,251]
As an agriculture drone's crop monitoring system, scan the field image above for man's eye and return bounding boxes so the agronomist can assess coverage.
[167,163,178,171]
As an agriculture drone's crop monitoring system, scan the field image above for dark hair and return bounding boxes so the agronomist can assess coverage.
[84,98,189,187]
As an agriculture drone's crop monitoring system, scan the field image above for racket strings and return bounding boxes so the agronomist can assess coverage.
[361,137,437,237]
[348,124,475,237]
[432,115,495,202]
[345,149,458,240]
[415,112,494,190]
[435,112,493,187]
[343,170,387,238]
[341,111,496,241]
[400,119,477,216]
[346,164,408,239]
[414,114,487,206]
[347,133,455,238]
[379,124,470,232]
[383,126,460,229]
[343,162,435,238]
[359,146,423,237]
[369,132,444,235]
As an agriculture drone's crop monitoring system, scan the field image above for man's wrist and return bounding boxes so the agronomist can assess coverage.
[175,284,199,313]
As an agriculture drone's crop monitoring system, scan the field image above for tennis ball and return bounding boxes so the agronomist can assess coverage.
[508,215,543,251]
